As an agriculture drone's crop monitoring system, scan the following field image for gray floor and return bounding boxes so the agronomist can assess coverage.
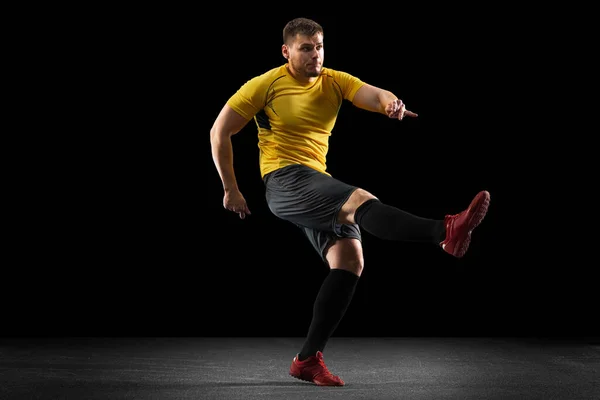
[1,337,599,399]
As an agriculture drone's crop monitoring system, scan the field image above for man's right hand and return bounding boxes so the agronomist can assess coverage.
[223,189,251,219]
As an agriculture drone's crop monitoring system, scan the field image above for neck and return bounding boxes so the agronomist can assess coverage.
[286,64,316,84]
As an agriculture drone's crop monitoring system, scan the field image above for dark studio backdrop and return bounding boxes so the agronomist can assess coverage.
[5,12,594,340]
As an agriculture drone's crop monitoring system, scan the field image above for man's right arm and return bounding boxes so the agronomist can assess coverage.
[210,104,252,217]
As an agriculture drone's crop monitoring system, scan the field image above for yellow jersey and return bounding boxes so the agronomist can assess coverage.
[226,64,365,178]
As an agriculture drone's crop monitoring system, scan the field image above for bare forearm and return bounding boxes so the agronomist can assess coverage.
[210,133,239,192]
[353,84,398,114]
[375,90,398,114]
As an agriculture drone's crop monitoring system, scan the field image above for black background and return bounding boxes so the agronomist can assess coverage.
[5,11,594,340]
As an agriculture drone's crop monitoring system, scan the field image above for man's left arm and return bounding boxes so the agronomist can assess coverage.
[352,83,418,120]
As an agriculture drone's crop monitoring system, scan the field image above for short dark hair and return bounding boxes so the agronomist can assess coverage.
[282,18,323,44]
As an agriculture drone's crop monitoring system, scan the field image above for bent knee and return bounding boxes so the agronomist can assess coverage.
[332,259,364,277]
[325,238,364,277]
[339,188,378,225]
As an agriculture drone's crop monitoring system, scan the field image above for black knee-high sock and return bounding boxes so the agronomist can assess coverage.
[354,199,446,243]
[298,269,359,361]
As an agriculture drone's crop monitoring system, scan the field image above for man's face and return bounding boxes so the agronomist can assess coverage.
[284,33,324,78]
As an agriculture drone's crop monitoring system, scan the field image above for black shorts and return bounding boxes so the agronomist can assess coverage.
[263,164,362,263]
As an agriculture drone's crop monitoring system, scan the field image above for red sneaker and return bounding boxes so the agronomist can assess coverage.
[289,351,345,386]
[440,190,490,258]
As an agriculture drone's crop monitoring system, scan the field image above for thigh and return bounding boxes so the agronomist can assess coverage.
[264,164,357,234]
[296,223,362,268]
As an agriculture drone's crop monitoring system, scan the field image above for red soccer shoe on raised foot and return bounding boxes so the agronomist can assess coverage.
[289,351,344,386]
[440,190,490,258]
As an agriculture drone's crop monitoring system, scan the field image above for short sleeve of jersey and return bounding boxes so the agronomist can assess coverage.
[226,75,268,120]
[330,69,366,102]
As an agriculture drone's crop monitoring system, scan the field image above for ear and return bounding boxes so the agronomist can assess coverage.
[281,44,289,60]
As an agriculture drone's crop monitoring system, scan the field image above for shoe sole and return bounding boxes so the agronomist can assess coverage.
[454,190,490,258]
[289,372,344,386]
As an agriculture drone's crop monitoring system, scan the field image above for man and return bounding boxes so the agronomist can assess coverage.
[210,17,490,386]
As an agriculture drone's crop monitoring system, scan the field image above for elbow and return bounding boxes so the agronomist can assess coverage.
[210,125,218,143]
[210,125,234,148]
[210,125,225,145]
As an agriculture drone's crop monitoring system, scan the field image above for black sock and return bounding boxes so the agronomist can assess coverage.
[298,269,359,361]
[354,199,445,243]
